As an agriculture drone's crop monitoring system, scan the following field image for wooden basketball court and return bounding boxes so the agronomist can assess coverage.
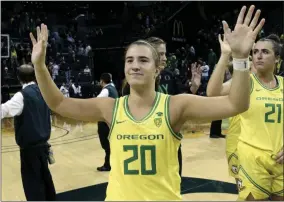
[1,115,237,201]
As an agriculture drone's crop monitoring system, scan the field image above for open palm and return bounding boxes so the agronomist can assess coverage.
[191,63,202,87]
[222,5,265,58]
[30,24,48,66]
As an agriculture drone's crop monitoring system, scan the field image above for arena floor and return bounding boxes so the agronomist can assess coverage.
[1,115,237,201]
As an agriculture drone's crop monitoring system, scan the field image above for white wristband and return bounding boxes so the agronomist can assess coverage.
[233,58,250,71]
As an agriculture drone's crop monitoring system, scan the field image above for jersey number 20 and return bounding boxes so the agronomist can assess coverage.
[265,103,282,123]
[123,145,157,175]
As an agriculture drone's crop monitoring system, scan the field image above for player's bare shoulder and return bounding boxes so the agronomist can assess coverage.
[167,94,191,132]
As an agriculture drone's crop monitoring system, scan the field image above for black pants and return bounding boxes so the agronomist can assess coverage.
[210,120,222,136]
[20,145,56,201]
[98,122,111,167]
[178,144,182,177]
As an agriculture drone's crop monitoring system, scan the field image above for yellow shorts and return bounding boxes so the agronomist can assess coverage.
[237,141,284,200]
[226,133,239,179]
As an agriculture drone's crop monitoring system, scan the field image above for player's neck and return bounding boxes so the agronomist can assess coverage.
[129,87,156,107]
[255,71,275,83]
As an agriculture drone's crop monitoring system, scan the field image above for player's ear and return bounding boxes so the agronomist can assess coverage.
[154,67,161,79]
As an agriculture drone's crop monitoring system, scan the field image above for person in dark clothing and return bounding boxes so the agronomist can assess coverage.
[122,37,202,177]
[1,64,56,201]
[209,120,226,138]
[209,62,231,139]
[97,73,119,171]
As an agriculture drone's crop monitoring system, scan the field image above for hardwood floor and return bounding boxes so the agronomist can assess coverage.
[1,116,236,201]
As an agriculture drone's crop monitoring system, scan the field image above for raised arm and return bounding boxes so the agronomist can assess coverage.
[170,5,265,130]
[189,63,202,94]
[30,24,115,124]
[206,34,232,96]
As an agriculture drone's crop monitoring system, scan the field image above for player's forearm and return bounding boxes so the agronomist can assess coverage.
[34,63,65,111]
[207,54,230,96]
[228,67,250,113]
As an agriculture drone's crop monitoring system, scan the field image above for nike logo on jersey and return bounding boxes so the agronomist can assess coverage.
[256,89,262,91]
[116,120,126,124]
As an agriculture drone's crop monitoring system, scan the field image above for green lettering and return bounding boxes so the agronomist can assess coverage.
[148,135,155,140]
[161,84,168,94]
[265,103,282,123]
[140,135,147,140]
[132,135,138,140]
[123,145,157,175]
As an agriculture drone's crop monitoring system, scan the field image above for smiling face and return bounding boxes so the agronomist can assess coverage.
[252,41,279,74]
[124,42,160,90]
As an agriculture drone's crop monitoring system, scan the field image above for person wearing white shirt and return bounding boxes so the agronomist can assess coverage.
[1,64,56,200]
[201,62,210,82]
[59,83,69,97]
[51,63,59,80]
[71,82,82,98]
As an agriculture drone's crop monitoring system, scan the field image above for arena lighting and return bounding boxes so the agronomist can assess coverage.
[75,14,85,21]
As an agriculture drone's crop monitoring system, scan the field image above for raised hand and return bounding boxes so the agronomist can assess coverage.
[30,23,48,66]
[218,34,231,56]
[191,63,202,87]
[222,5,265,59]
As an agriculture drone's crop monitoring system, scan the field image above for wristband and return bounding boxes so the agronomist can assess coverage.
[233,58,249,71]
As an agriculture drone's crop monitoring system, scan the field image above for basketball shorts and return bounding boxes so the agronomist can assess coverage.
[226,150,239,179]
[226,134,239,179]
[237,141,284,200]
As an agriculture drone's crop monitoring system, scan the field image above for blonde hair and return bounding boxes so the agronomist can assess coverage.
[123,40,162,95]
[125,40,160,68]
[146,37,166,49]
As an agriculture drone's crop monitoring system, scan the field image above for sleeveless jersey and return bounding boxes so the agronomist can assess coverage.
[226,73,254,150]
[239,74,283,154]
[228,115,241,136]
[226,115,241,153]
[105,92,182,200]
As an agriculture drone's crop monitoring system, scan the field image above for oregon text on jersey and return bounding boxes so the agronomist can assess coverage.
[256,97,283,102]
[116,134,164,140]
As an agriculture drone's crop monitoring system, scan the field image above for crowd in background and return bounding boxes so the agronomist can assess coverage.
[2,2,284,103]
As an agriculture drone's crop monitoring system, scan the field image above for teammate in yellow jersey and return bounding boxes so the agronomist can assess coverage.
[29,5,264,200]
[207,34,257,190]
[238,34,283,201]
[208,33,283,200]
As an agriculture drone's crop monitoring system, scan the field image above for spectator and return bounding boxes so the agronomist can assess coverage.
[208,48,217,75]
[201,62,210,84]
[71,81,82,98]
[85,44,92,56]
[83,65,91,76]
[51,62,59,80]
[59,82,69,97]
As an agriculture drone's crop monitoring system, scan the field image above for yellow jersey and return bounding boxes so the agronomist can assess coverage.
[239,74,283,154]
[228,115,241,136]
[226,73,255,152]
[226,115,241,153]
[105,92,182,201]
